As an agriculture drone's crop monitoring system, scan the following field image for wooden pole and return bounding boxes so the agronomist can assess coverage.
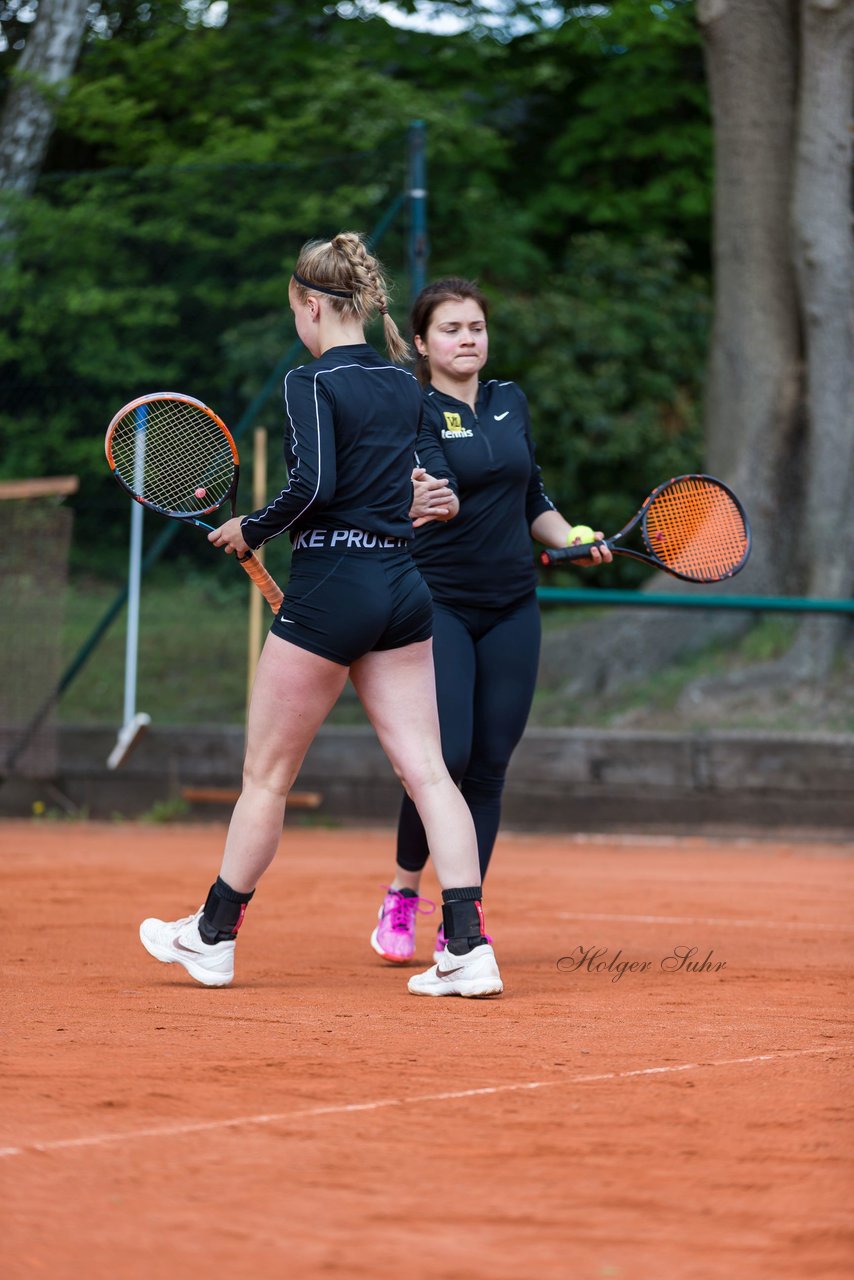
[0,475,79,500]
[246,427,268,717]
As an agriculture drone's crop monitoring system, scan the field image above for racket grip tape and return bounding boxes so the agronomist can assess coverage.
[540,541,606,566]
[237,549,284,612]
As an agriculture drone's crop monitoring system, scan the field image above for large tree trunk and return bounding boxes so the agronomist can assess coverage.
[697,0,804,597]
[0,0,92,202]
[787,0,854,675]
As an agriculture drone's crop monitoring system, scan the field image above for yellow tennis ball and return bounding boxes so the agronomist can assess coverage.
[567,524,596,546]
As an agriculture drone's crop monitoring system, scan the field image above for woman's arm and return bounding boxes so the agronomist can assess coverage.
[239,368,337,550]
[530,509,612,565]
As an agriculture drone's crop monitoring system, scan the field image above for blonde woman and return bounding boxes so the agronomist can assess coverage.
[139,234,502,998]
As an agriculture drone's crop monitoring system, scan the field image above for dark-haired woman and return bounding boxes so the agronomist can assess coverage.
[370,278,611,966]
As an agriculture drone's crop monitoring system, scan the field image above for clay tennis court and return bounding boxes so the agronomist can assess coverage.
[3,819,851,1278]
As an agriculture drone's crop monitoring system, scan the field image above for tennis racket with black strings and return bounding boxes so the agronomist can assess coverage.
[105,392,284,611]
[540,474,751,583]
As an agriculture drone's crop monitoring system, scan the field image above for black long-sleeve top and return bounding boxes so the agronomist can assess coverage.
[240,344,449,550]
[412,379,555,607]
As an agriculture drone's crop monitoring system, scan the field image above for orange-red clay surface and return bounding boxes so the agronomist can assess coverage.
[2,820,852,1280]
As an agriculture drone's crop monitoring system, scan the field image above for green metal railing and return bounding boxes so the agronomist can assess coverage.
[536,588,854,614]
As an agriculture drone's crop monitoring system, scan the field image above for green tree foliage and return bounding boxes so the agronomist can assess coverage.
[504,1,711,262]
[339,1,712,261]
[0,1,711,583]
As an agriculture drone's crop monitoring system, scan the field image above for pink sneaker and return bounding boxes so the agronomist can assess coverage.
[370,887,435,964]
[433,924,493,965]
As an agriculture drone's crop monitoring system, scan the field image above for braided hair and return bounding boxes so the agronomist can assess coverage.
[292,232,409,363]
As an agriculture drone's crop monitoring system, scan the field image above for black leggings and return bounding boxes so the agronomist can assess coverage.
[396,591,541,880]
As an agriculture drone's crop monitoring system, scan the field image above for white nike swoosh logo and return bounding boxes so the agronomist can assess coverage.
[494,411,509,421]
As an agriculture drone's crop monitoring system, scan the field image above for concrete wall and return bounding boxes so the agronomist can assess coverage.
[2,724,853,836]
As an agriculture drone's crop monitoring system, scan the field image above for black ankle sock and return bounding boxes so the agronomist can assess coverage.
[441,887,488,956]
[198,876,254,945]
[397,887,418,899]
[447,936,487,956]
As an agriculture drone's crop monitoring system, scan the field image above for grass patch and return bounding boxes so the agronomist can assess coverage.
[736,615,798,662]
[532,613,854,735]
[59,564,371,727]
[60,566,251,725]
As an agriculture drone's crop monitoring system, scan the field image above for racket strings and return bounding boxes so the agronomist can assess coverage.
[109,399,234,515]
[643,479,749,582]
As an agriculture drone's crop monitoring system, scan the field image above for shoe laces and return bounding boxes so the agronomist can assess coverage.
[175,909,203,930]
[382,887,435,933]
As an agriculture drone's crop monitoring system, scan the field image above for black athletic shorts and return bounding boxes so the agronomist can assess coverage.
[270,528,433,666]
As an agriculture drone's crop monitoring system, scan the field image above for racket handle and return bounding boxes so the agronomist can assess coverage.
[540,541,606,566]
[237,549,284,612]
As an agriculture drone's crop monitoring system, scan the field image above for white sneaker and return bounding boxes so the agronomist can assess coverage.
[139,908,235,987]
[408,943,503,998]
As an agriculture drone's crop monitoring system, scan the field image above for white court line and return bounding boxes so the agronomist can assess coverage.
[0,1046,846,1161]
[557,912,854,931]
[526,831,853,849]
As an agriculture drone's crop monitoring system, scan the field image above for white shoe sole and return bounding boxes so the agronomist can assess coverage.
[139,924,233,987]
[408,976,504,998]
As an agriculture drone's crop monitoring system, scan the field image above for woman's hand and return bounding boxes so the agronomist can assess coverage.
[567,529,613,567]
[207,517,250,558]
[530,511,613,565]
[410,466,459,528]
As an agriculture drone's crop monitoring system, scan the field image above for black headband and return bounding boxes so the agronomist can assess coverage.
[292,270,353,299]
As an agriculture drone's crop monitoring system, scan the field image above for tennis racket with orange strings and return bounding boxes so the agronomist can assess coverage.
[540,474,751,583]
[105,392,284,611]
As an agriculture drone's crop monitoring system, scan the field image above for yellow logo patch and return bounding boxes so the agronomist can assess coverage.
[443,412,463,432]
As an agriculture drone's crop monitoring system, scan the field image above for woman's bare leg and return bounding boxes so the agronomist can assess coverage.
[350,640,480,889]
[390,867,423,892]
[352,643,502,997]
[218,633,349,892]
